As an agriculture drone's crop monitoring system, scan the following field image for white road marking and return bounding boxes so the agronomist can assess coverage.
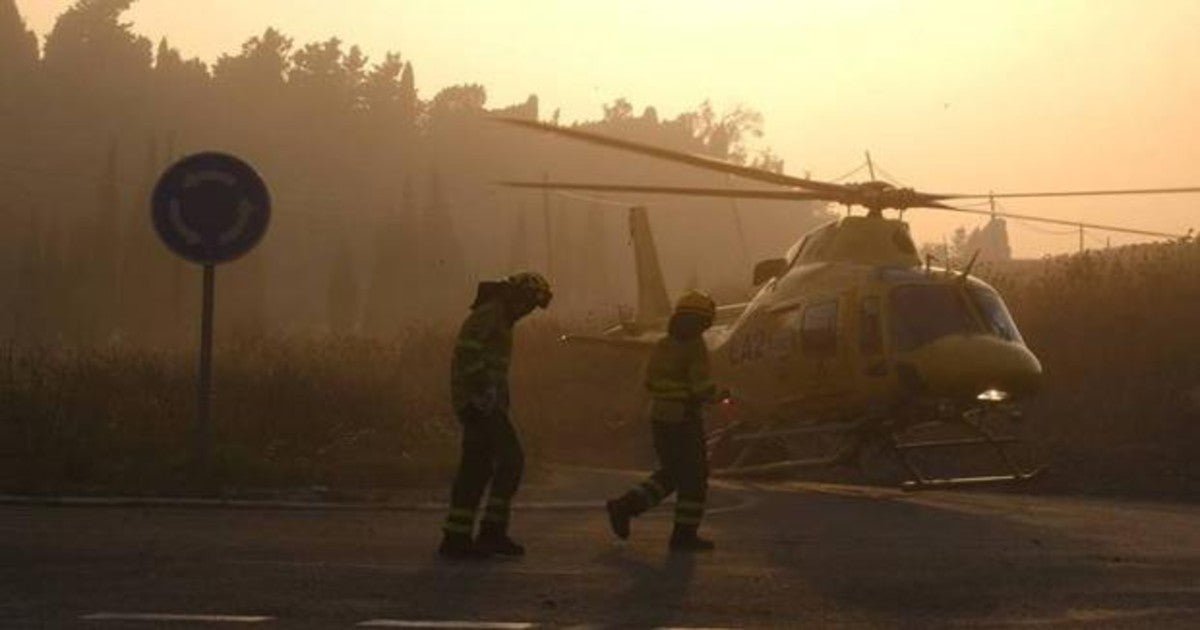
[81,612,273,623]
[358,621,534,629]
[357,624,736,630]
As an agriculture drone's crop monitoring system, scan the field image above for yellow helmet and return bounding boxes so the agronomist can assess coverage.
[507,271,553,308]
[674,290,716,319]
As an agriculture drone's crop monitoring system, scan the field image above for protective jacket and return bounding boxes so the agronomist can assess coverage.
[645,335,716,423]
[450,297,513,414]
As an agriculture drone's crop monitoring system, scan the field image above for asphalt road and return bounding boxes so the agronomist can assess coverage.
[2,469,1198,629]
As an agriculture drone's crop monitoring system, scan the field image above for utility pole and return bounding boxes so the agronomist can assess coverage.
[726,173,752,270]
[1078,224,1084,253]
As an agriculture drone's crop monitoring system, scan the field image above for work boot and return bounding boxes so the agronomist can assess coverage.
[438,531,490,560]
[607,490,649,540]
[476,521,525,557]
[606,498,632,540]
[669,524,715,552]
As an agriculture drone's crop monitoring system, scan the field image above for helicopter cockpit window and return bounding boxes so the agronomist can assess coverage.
[801,301,838,357]
[860,296,883,356]
[789,222,837,266]
[806,227,838,262]
[968,285,1024,344]
[889,285,981,352]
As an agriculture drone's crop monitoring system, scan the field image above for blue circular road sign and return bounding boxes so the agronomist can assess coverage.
[151,152,271,264]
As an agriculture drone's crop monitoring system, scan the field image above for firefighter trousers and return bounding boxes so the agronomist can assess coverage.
[443,407,525,536]
[619,418,708,527]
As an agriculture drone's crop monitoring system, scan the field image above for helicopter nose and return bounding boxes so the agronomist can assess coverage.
[900,335,1042,399]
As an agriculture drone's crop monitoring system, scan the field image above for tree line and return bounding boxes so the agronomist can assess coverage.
[0,0,828,346]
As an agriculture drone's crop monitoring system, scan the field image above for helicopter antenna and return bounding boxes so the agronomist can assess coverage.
[959,250,981,282]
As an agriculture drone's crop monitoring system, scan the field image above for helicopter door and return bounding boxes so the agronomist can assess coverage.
[856,295,892,402]
[795,296,854,410]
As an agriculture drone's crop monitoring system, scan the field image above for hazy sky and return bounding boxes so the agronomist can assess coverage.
[16,0,1200,256]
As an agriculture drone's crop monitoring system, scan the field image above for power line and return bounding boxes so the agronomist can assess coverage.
[829,162,868,183]
[551,189,640,208]
[1009,217,1080,237]
[932,203,1185,239]
[1085,232,1109,247]
[874,164,906,187]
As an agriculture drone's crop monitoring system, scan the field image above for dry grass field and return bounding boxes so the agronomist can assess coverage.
[1,239,1197,500]
[0,320,645,495]
[976,239,1200,499]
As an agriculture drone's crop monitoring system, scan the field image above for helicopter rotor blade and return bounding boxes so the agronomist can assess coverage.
[922,203,1187,239]
[936,186,1200,201]
[494,117,850,195]
[499,180,832,202]
[503,182,1186,238]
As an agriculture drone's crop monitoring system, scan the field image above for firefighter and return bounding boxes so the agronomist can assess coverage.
[439,272,553,559]
[606,291,718,552]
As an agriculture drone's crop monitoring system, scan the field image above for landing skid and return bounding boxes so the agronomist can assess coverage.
[888,410,1046,490]
[709,405,1045,491]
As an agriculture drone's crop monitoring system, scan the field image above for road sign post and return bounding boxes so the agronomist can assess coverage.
[152,152,270,482]
[195,264,215,469]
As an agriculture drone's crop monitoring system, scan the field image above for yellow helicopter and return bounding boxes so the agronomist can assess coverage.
[497,117,1198,490]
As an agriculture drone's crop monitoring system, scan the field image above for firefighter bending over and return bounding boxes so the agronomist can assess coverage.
[606,291,719,552]
[439,272,553,559]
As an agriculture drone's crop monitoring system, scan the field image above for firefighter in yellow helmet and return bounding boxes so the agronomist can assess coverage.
[439,271,553,559]
[606,290,719,552]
